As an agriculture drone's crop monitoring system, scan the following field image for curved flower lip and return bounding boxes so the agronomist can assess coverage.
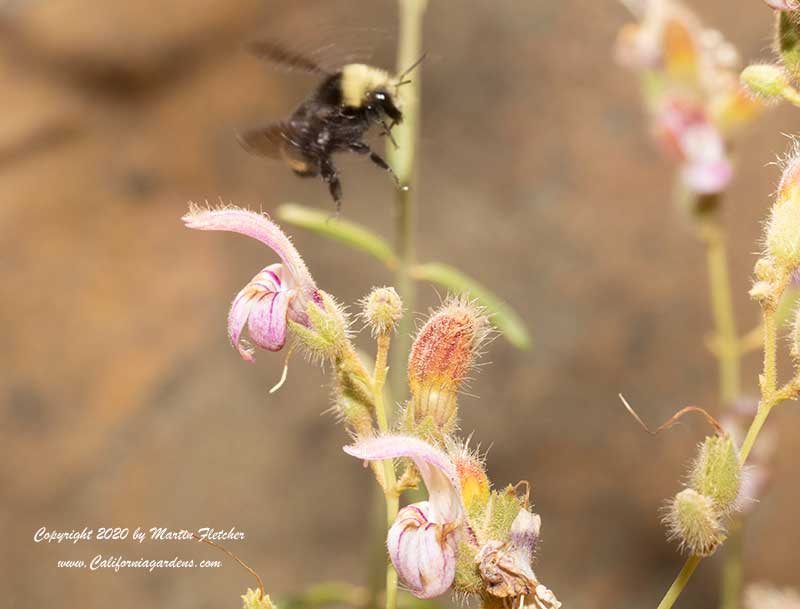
[183,204,320,361]
[344,435,462,523]
[182,204,316,294]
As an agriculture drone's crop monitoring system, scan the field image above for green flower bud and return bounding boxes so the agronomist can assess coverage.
[242,588,275,609]
[289,291,350,363]
[360,286,403,336]
[689,435,741,513]
[664,488,726,557]
[766,152,800,273]
[741,64,791,99]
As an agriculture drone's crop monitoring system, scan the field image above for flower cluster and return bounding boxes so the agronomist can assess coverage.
[616,0,760,200]
[185,206,560,607]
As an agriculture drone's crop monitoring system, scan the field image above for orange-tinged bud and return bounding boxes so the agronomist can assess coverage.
[407,297,490,432]
[766,151,800,272]
[454,455,490,510]
[664,19,699,83]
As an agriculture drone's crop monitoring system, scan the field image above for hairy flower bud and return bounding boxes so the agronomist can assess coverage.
[290,291,350,363]
[407,298,490,433]
[664,488,726,557]
[766,152,800,272]
[241,589,275,609]
[361,287,403,336]
[741,64,791,99]
[454,454,490,511]
[689,435,741,513]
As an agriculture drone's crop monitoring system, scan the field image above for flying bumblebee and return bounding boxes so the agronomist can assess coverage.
[238,41,423,211]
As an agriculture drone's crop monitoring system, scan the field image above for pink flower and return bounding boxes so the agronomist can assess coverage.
[183,205,320,361]
[344,435,463,599]
[655,101,733,194]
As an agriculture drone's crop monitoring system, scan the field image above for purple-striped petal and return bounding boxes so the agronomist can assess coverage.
[229,286,260,362]
[386,502,458,599]
[247,289,292,352]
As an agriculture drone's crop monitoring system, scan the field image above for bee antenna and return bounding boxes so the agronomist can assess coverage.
[396,52,427,83]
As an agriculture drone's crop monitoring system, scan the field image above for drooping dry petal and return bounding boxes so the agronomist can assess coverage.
[476,509,541,598]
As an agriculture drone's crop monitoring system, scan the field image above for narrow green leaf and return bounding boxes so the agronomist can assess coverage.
[413,262,532,350]
[277,203,396,266]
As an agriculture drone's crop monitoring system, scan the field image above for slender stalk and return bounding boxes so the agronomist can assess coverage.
[373,333,399,609]
[388,0,427,401]
[656,556,702,609]
[700,220,740,405]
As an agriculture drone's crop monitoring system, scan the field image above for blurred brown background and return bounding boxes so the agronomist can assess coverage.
[3,1,800,608]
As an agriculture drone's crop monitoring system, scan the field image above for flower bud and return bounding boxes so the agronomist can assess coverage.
[766,152,800,272]
[453,454,490,512]
[241,589,275,609]
[755,257,778,282]
[361,286,403,336]
[740,64,791,99]
[749,280,774,305]
[664,488,726,556]
[688,435,741,513]
[387,503,459,599]
[408,298,490,432]
[290,291,350,363]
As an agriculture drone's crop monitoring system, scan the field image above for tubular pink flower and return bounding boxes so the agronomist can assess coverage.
[344,435,463,598]
[183,205,320,360]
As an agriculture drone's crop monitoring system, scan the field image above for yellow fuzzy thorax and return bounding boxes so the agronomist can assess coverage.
[340,64,394,107]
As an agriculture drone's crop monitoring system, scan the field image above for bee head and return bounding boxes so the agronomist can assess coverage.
[366,87,403,123]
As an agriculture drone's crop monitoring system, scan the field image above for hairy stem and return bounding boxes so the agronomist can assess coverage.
[388,0,427,401]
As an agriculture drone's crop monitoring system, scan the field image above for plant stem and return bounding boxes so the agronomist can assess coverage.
[699,218,740,405]
[388,0,427,401]
[656,556,702,609]
[373,333,400,609]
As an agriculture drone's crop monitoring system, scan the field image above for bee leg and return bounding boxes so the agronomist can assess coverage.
[349,142,400,186]
[320,156,343,213]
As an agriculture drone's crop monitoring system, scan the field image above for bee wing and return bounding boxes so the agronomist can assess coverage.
[237,123,294,160]
[244,40,331,75]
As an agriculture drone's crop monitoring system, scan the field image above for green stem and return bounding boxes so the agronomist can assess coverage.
[720,522,743,609]
[656,556,702,609]
[374,334,400,609]
[388,0,427,402]
[702,221,740,405]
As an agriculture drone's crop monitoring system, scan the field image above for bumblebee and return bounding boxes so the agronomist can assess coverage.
[238,41,422,211]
